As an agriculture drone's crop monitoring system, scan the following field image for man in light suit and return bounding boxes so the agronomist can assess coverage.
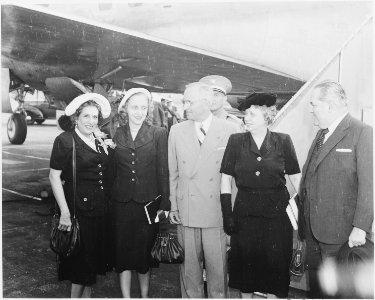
[168,82,237,298]
[299,81,373,298]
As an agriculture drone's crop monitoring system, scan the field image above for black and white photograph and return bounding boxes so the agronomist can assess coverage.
[1,0,373,298]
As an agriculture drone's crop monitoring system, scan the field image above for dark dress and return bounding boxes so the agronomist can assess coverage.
[50,130,113,285]
[111,122,170,274]
[220,130,300,297]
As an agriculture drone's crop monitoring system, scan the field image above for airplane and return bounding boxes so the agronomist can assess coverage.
[1,2,372,293]
[1,2,372,153]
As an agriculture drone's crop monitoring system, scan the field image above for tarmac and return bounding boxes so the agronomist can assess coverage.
[1,113,306,298]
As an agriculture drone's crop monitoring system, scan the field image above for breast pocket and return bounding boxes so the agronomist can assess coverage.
[331,151,355,172]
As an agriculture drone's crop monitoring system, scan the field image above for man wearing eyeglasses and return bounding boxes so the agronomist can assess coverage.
[168,82,238,298]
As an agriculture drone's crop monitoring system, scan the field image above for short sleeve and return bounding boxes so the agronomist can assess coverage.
[50,133,73,170]
[220,134,238,176]
[283,135,300,175]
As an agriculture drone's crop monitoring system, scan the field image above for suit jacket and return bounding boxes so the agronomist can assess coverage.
[111,122,170,210]
[168,116,238,228]
[300,114,373,244]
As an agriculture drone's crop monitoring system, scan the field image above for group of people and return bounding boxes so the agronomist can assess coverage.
[49,76,373,298]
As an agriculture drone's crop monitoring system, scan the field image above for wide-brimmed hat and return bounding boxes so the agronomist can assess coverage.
[199,75,232,95]
[118,88,152,113]
[65,93,111,118]
[238,93,277,111]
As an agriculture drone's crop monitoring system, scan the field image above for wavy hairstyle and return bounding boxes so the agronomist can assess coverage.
[117,92,153,126]
[58,100,103,131]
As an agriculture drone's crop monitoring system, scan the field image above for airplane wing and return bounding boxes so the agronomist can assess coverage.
[1,4,304,105]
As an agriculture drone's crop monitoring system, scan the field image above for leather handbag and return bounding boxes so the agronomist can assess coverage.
[151,233,184,264]
[50,136,80,258]
[289,238,306,280]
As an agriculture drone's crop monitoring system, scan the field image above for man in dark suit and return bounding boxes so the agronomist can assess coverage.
[299,81,373,298]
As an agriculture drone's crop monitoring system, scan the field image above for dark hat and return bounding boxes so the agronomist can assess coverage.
[337,239,374,266]
[238,93,277,111]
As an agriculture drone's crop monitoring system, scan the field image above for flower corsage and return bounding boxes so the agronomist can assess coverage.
[93,129,116,155]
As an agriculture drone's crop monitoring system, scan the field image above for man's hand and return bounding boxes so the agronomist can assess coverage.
[348,227,366,248]
[169,210,182,224]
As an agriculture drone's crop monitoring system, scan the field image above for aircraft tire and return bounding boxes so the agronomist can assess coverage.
[7,113,27,144]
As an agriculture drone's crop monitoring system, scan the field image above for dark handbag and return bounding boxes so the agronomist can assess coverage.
[50,136,80,258]
[151,233,184,264]
[289,238,306,280]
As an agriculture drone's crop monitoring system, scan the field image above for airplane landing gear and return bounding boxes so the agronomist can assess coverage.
[7,112,27,144]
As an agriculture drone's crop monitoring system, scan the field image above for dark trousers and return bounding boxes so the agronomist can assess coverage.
[305,215,342,298]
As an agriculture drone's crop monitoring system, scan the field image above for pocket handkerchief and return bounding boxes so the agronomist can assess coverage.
[336,148,352,153]
[217,147,226,150]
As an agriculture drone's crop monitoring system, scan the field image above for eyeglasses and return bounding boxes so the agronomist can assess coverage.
[182,100,191,109]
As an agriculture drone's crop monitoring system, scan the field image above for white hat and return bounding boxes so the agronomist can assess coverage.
[118,88,152,113]
[65,93,111,118]
[199,75,232,95]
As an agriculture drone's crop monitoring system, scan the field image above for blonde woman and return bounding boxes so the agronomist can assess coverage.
[220,93,301,298]
[111,88,170,297]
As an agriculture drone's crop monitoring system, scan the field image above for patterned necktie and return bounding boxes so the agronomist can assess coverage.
[198,123,206,145]
[316,128,329,150]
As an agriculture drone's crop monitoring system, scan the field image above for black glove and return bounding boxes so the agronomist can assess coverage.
[220,193,237,235]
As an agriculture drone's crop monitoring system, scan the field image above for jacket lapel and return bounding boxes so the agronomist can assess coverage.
[120,124,135,150]
[192,117,222,176]
[314,114,351,172]
[182,121,200,177]
[301,129,322,184]
[248,132,261,156]
[72,131,97,154]
[134,122,153,149]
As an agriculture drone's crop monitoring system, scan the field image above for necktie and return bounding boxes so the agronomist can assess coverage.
[94,139,100,152]
[316,128,329,150]
[198,123,206,145]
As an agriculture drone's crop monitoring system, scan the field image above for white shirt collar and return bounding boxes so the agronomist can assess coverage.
[195,113,213,133]
[324,112,348,143]
[75,127,97,152]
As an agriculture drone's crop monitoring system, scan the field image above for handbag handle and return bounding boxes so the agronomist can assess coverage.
[72,135,76,219]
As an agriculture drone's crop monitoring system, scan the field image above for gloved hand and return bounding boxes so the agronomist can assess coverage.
[220,193,237,235]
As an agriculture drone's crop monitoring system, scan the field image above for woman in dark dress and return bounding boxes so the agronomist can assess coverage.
[49,93,113,297]
[220,93,301,298]
[111,88,170,298]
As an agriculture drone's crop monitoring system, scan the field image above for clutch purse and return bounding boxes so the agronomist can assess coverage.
[151,233,184,264]
[289,238,306,280]
[50,135,80,258]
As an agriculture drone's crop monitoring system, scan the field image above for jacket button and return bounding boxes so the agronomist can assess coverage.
[132,153,135,156]
[99,180,102,184]
[132,161,135,165]
[257,157,262,161]
[98,164,101,168]
[132,170,135,173]
[83,197,88,202]
[100,186,103,190]
[131,178,135,181]
[255,171,260,176]
[99,172,103,176]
